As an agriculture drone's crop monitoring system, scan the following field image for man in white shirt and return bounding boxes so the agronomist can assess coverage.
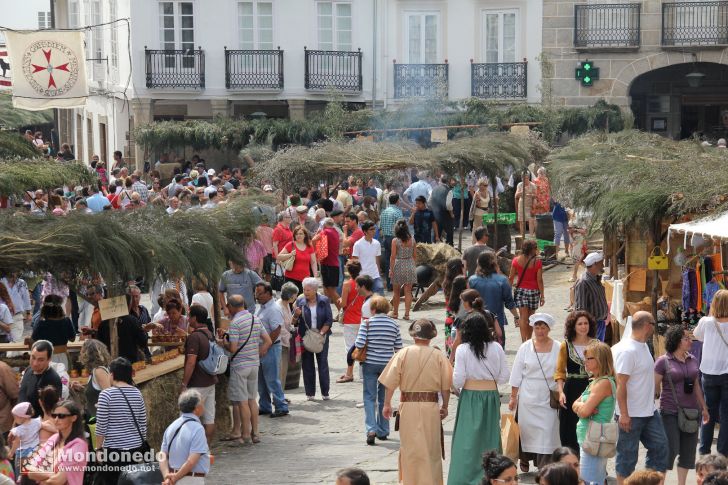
[403,175,433,206]
[612,311,668,484]
[351,221,383,295]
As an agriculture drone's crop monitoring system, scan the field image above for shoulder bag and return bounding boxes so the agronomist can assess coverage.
[117,417,195,485]
[301,303,325,354]
[513,255,537,299]
[533,341,560,409]
[351,319,369,362]
[582,377,618,458]
[664,358,700,434]
[278,247,296,272]
[224,318,255,377]
[713,318,728,349]
[117,387,151,455]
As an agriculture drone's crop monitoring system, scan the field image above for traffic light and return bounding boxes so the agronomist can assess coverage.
[575,60,600,87]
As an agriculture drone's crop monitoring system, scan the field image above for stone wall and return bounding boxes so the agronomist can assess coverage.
[542,0,728,108]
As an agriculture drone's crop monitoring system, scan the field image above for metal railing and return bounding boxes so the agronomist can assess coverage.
[224,48,283,89]
[662,1,728,46]
[145,47,205,88]
[471,60,527,99]
[304,48,362,92]
[393,62,449,99]
[574,3,641,48]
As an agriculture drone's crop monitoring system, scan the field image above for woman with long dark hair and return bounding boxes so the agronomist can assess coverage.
[554,310,598,453]
[443,258,466,356]
[468,252,519,347]
[25,400,87,485]
[449,312,510,485]
[389,220,417,320]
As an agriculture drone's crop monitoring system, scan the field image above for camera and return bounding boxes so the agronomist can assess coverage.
[684,379,695,394]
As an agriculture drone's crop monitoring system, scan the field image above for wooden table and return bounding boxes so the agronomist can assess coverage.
[134,355,184,384]
[0,342,31,352]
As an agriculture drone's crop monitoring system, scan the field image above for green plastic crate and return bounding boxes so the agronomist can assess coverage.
[536,238,554,250]
[482,212,516,225]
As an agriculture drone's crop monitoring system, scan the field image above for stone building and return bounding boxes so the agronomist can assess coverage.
[543,0,728,140]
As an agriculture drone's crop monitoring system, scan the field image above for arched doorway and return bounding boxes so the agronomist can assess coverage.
[629,62,728,140]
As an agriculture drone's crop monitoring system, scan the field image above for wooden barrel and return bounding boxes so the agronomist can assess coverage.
[487,224,512,251]
[535,213,554,242]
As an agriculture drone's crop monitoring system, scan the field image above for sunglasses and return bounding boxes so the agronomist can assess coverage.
[51,412,73,419]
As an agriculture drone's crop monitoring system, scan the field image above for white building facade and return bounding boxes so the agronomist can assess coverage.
[50,0,543,168]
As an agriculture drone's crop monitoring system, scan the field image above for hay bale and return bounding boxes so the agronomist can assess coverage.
[415,242,462,280]
[213,376,232,444]
[139,369,185,449]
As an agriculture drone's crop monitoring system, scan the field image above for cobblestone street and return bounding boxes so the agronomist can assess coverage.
[208,255,690,484]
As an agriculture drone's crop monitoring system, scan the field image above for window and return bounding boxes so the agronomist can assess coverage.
[38,11,51,29]
[159,2,195,67]
[238,2,273,50]
[68,1,80,28]
[483,10,517,63]
[110,0,119,68]
[405,12,439,63]
[83,1,103,64]
[317,2,351,51]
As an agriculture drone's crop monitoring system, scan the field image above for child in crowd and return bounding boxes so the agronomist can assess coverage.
[335,468,370,485]
[698,455,728,485]
[8,402,41,478]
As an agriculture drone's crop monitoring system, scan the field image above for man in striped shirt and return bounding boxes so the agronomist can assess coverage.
[379,193,404,292]
[574,252,609,342]
[221,295,271,445]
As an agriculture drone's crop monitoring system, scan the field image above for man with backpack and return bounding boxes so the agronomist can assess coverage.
[254,282,289,418]
[182,304,218,443]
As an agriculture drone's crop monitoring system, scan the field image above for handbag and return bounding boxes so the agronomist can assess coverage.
[513,255,537,299]
[533,341,560,409]
[581,378,618,458]
[647,246,669,270]
[223,318,255,377]
[270,262,285,292]
[301,304,325,353]
[664,358,700,434]
[117,418,195,485]
[351,319,369,362]
[501,414,520,461]
[278,248,296,272]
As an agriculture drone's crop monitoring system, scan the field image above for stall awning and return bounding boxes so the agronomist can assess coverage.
[667,211,728,253]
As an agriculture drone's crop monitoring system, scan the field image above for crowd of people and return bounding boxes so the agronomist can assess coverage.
[2,149,728,485]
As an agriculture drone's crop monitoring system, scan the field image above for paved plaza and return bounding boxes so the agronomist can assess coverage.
[207,252,699,485]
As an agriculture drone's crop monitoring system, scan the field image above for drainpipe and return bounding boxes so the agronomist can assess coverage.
[372,0,377,108]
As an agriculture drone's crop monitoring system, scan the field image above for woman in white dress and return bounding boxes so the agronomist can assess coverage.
[508,312,561,472]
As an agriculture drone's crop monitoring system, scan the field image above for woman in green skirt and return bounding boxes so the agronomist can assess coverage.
[448,311,510,485]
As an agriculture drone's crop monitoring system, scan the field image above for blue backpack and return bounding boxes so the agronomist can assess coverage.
[195,330,228,375]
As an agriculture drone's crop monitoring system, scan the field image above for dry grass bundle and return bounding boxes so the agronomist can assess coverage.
[549,130,728,231]
[415,242,461,280]
[139,370,185,449]
[0,159,96,195]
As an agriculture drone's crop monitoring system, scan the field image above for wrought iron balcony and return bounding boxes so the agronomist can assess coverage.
[393,62,449,99]
[662,1,728,46]
[471,60,527,99]
[225,48,283,90]
[304,48,362,92]
[145,47,205,88]
[574,3,641,48]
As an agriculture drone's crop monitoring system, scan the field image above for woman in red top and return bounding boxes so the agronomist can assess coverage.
[508,239,545,342]
[272,212,294,258]
[337,260,364,383]
[277,226,317,294]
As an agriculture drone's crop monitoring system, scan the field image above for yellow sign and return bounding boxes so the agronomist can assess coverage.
[98,296,129,321]
[430,128,448,143]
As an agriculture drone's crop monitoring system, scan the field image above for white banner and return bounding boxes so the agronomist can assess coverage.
[4,30,88,110]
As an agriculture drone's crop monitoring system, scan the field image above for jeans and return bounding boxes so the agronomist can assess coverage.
[302,334,330,397]
[381,236,394,290]
[700,373,728,455]
[362,362,389,437]
[596,319,606,342]
[580,446,608,484]
[372,277,385,296]
[553,220,570,247]
[615,411,668,477]
[258,342,288,413]
[452,197,471,229]
[337,255,347,295]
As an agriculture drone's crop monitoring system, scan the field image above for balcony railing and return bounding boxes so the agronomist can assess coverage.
[304,48,362,92]
[145,47,205,88]
[393,62,449,99]
[471,60,527,99]
[662,1,728,46]
[574,3,641,48]
[225,48,283,90]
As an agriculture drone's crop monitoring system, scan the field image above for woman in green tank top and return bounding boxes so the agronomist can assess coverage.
[572,341,616,485]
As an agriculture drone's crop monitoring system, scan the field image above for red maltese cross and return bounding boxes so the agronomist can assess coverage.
[30,48,70,89]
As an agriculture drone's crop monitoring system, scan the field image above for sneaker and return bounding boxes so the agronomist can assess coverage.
[322,395,331,401]
[270,410,290,418]
[306,395,315,401]
[366,433,376,445]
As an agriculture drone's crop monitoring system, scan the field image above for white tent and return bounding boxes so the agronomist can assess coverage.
[667,211,728,254]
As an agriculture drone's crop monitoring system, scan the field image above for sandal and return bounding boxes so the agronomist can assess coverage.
[337,375,354,383]
[251,434,261,444]
[388,312,399,319]
[520,461,529,473]
[230,437,252,447]
[219,434,242,442]
[403,314,410,321]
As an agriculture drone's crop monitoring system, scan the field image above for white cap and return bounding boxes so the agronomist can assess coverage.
[207,168,216,176]
[529,313,556,328]
[583,252,604,267]
[263,184,274,192]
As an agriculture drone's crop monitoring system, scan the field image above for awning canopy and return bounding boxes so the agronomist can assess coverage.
[667,211,728,253]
